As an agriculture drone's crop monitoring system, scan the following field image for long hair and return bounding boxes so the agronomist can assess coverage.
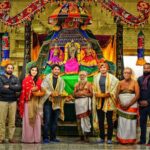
[28,65,39,83]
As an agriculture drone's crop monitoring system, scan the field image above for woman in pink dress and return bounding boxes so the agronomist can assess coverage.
[19,65,42,143]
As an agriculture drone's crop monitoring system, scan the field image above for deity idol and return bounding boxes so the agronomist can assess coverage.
[47,43,64,65]
[80,42,98,67]
[64,40,80,74]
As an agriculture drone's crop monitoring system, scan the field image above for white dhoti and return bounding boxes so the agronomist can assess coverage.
[117,93,138,144]
[75,97,91,133]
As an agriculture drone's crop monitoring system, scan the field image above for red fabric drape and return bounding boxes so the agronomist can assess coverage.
[19,75,42,118]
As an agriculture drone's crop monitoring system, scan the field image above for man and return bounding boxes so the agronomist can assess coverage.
[138,63,150,145]
[0,64,21,143]
[41,64,67,144]
[74,71,93,142]
[93,62,119,144]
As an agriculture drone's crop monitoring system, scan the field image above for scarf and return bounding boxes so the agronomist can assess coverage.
[19,75,42,118]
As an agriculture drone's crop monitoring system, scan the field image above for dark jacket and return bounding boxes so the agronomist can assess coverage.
[138,76,150,106]
[0,74,21,102]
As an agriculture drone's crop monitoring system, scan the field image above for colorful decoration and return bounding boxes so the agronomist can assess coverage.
[0,0,50,26]
[48,2,92,27]
[1,32,10,66]
[64,40,80,74]
[136,30,146,66]
[100,0,150,27]
[0,1,10,11]
[0,0,149,27]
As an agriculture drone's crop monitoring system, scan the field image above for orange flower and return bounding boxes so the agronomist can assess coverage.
[27,8,33,13]
[139,2,149,9]
[0,3,6,9]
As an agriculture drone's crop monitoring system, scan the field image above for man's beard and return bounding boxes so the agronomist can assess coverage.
[6,71,12,75]
[78,77,87,83]
[53,72,59,77]
[143,71,150,76]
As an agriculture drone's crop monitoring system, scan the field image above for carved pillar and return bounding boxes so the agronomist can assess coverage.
[20,21,32,80]
[24,21,31,64]
[17,21,32,127]
[116,18,124,80]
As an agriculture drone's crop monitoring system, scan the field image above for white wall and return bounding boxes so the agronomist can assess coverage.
[123,56,150,78]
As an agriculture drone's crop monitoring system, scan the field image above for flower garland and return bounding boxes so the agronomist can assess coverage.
[0,0,149,27]
[0,0,50,26]
[100,0,150,27]
[0,1,10,11]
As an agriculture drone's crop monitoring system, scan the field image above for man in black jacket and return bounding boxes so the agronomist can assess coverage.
[138,63,150,145]
[0,64,21,143]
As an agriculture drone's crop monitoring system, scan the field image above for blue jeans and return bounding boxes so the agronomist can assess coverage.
[139,106,150,144]
[43,100,60,140]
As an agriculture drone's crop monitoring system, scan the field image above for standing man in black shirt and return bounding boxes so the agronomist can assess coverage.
[0,64,21,143]
[138,63,150,145]
[41,64,66,144]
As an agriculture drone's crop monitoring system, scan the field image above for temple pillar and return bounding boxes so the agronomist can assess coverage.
[115,17,124,80]
[24,21,32,65]
[20,21,32,80]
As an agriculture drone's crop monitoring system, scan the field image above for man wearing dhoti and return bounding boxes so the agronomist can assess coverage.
[93,62,119,144]
[74,71,93,142]
[41,64,68,143]
[117,67,139,144]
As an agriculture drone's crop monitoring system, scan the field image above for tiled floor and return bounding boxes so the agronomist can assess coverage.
[0,137,150,150]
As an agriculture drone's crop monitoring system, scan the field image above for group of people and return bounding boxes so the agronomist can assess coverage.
[0,62,150,146]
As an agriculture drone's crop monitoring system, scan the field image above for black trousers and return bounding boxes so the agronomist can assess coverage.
[139,106,150,144]
[97,109,113,140]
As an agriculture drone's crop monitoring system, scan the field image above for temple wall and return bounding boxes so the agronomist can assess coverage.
[0,0,150,76]
[89,0,150,54]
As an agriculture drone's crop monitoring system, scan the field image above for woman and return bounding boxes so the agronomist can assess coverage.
[19,65,43,143]
[117,67,139,144]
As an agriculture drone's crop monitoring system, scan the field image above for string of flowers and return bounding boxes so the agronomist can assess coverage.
[100,0,150,27]
[0,0,50,26]
[0,0,149,27]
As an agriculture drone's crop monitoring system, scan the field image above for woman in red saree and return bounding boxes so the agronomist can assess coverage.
[19,65,42,143]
